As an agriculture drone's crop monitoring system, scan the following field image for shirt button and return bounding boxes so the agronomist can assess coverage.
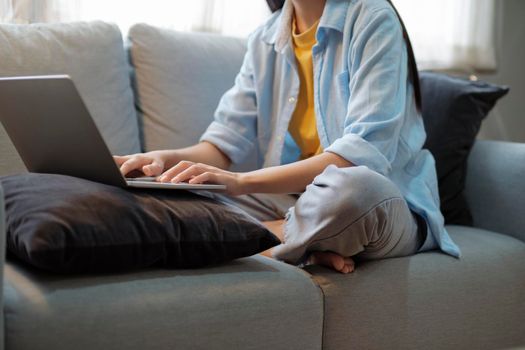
[288,96,296,104]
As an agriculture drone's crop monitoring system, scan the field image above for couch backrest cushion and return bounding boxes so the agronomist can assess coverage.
[128,24,255,168]
[0,21,141,176]
[0,130,25,176]
[420,71,509,226]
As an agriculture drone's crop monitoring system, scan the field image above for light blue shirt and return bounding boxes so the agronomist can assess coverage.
[201,0,461,257]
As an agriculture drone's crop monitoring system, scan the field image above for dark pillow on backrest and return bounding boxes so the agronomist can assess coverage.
[0,173,279,273]
[420,71,509,226]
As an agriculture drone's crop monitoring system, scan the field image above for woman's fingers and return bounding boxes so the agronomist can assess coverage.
[189,169,241,196]
[142,160,164,177]
[120,156,153,177]
[189,171,216,184]
[114,153,166,177]
[171,164,211,183]
[159,161,241,195]
[158,161,195,182]
[113,155,130,166]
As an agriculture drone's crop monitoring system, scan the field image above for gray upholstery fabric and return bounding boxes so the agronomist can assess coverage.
[465,140,525,243]
[304,226,525,350]
[0,125,26,176]
[128,24,257,171]
[0,185,5,350]
[128,24,245,152]
[4,255,322,350]
[0,22,141,157]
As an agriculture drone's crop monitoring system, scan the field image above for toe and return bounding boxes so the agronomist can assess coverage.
[309,251,346,273]
[343,257,355,273]
[329,253,346,272]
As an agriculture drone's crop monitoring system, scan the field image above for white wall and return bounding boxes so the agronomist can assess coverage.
[478,0,525,142]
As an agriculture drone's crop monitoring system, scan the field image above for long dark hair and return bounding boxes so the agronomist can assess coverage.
[266,0,422,111]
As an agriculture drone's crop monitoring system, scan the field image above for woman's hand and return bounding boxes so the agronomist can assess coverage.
[113,142,232,179]
[159,161,247,196]
[113,151,167,177]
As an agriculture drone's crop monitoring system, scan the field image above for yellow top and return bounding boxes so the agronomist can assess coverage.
[288,18,323,160]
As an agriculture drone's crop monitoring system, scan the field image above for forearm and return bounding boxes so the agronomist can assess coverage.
[160,141,231,170]
[242,152,352,194]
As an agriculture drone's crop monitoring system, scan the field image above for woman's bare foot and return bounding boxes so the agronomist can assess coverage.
[260,220,355,274]
[308,251,355,274]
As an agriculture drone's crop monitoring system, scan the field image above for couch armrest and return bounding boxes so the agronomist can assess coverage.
[0,184,5,350]
[465,140,525,242]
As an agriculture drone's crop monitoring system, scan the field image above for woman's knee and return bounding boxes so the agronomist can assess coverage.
[299,165,404,219]
[275,165,408,264]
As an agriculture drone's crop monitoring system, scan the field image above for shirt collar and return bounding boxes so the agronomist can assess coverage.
[261,0,351,52]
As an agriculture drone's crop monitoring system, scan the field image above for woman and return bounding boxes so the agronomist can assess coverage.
[115,0,460,273]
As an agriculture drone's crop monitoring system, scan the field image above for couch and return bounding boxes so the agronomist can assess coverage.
[0,21,524,350]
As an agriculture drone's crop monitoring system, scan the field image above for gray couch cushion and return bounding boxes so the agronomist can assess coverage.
[466,140,525,243]
[4,255,322,350]
[0,127,25,176]
[128,23,245,151]
[0,184,4,346]
[305,226,525,350]
[0,21,141,166]
[128,24,258,171]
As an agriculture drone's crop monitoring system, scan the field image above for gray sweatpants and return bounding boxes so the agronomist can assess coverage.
[200,165,426,265]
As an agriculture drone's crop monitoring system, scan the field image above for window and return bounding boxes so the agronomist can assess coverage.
[394,0,497,72]
[1,0,497,71]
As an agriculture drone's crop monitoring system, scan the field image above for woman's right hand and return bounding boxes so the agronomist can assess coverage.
[113,151,167,177]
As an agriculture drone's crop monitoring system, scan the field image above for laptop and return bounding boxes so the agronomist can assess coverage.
[0,75,226,191]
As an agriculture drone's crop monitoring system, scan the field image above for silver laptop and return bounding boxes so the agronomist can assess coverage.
[0,75,225,191]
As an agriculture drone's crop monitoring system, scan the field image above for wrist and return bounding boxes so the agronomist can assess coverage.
[238,171,258,195]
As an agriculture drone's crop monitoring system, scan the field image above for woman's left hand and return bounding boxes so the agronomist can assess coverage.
[157,161,246,196]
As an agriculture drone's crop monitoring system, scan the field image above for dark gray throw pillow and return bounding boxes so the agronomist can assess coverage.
[420,71,509,226]
[1,173,279,273]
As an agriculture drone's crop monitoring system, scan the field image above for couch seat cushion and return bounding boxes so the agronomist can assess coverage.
[4,255,322,350]
[305,226,525,350]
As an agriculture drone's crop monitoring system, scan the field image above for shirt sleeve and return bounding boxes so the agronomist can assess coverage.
[199,35,258,165]
[324,8,411,177]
